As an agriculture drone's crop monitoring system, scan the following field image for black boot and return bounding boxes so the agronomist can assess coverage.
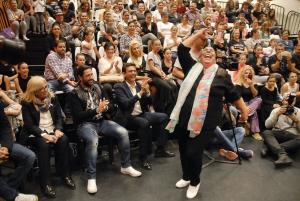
[274,153,293,168]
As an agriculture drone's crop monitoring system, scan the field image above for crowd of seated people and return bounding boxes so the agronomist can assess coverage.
[1,0,300,200]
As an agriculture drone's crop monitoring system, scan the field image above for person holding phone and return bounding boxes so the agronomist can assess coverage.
[235,66,263,140]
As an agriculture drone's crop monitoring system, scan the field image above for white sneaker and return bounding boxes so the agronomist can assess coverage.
[87,179,97,194]
[22,36,30,41]
[175,179,190,188]
[15,193,38,201]
[186,183,200,199]
[120,166,142,177]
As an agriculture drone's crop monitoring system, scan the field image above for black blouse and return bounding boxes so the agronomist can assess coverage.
[260,86,279,106]
[235,84,256,102]
[177,44,240,131]
[18,74,30,92]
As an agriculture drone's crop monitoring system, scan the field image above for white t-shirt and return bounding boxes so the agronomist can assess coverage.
[163,36,182,52]
[177,23,192,38]
[147,51,162,70]
[157,21,174,38]
[152,10,162,22]
[81,40,97,60]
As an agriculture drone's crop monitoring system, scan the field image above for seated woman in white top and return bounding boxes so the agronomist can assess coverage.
[163,25,182,61]
[177,14,192,40]
[81,31,101,68]
[98,42,123,97]
[157,12,173,39]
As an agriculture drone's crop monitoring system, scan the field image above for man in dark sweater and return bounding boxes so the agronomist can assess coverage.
[69,65,142,194]
[0,102,37,201]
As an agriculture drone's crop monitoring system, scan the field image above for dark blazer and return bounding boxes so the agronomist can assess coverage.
[21,97,63,140]
[114,82,152,126]
[0,102,13,151]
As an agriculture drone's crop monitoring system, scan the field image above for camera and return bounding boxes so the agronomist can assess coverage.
[0,36,26,65]
[284,93,296,115]
[217,56,239,70]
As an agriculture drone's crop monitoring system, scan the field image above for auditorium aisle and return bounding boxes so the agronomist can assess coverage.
[23,137,299,201]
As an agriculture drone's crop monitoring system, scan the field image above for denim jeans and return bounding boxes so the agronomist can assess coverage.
[214,126,245,152]
[0,143,36,200]
[47,80,74,93]
[77,120,131,179]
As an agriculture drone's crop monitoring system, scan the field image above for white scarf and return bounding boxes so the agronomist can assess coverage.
[166,62,218,137]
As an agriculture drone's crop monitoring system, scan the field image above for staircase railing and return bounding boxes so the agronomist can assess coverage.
[284,10,300,36]
[270,4,285,28]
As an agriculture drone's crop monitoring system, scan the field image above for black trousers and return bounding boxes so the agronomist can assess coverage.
[176,126,215,186]
[126,112,169,161]
[32,135,70,188]
[262,129,300,156]
[151,77,178,115]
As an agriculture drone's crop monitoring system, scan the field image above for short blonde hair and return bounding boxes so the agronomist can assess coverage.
[22,76,53,103]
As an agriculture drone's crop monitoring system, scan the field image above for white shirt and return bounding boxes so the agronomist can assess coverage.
[126,81,143,116]
[163,36,182,52]
[157,21,173,38]
[39,110,55,134]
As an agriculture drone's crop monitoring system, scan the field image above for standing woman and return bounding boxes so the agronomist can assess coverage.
[21,76,75,198]
[166,29,248,199]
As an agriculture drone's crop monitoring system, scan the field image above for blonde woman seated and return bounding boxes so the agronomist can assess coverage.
[235,66,263,140]
[127,40,149,81]
[21,76,75,198]
[98,42,123,96]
